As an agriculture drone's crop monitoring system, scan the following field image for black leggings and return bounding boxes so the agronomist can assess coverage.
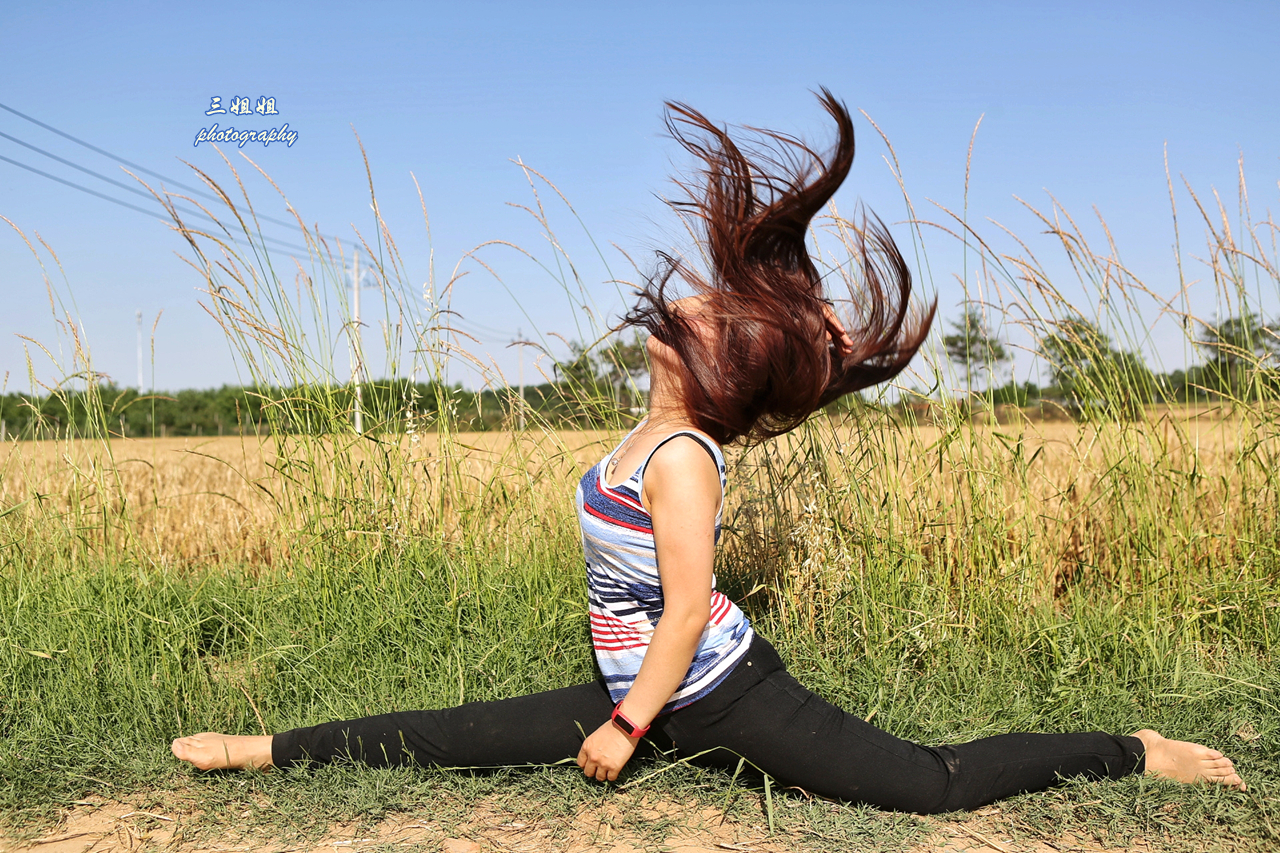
[273,635,1144,814]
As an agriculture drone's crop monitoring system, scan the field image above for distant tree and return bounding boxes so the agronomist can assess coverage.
[598,333,650,412]
[1038,317,1154,418]
[988,380,1040,406]
[943,306,1010,391]
[553,333,650,423]
[1039,317,1110,395]
[555,341,605,395]
[1194,312,1280,397]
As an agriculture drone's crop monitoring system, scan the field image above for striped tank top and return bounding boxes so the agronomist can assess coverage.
[575,424,754,713]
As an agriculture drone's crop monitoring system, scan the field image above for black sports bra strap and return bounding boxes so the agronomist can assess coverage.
[642,430,721,473]
[635,430,725,516]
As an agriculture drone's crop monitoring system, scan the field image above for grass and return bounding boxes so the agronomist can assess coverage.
[2,134,1280,850]
[4,525,1276,849]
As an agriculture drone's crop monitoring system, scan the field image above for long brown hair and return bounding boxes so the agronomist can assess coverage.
[623,89,935,445]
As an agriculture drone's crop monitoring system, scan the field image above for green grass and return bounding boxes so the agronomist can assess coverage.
[3,532,1277,848]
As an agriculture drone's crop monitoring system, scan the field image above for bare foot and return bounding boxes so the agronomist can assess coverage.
[1133,729,1246,791]
[171,733,275,771]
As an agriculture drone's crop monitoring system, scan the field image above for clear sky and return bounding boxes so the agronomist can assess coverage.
[2,0,1278,394]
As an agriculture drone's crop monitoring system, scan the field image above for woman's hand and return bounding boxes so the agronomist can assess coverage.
[822,302,854,356]
[576,719,639,782]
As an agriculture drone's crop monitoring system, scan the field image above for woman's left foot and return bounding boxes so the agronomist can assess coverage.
[1133,729,1246,791]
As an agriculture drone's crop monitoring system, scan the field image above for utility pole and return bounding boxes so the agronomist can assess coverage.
[351,251,364,435]
[517,327,525,431]
[136,310,143,392]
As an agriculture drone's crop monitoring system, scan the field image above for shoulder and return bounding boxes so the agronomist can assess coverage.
[643,433,723,506]
[651,431,721,471]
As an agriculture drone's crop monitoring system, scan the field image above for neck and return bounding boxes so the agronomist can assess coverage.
[645,358,694,427]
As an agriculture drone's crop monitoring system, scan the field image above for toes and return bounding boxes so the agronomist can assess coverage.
[1207,766,1246,791]
[1210,759,1238,776]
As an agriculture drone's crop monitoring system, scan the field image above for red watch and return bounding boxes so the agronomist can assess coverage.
[610,701,650,739]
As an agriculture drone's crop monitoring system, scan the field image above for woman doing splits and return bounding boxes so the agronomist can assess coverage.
[173,91,1245,813]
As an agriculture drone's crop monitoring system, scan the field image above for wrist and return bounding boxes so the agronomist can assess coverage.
[610,701,651,739]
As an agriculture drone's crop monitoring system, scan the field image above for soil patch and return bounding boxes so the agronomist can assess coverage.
[1,795,1168,853]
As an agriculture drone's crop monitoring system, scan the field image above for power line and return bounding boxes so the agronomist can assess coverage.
[0,120,520,345]
[0,151,312,255]
[0,152,178,224]
[1,129,196,208]
[0,101,213,198]
[449,316,518,339]
[0,100,345,243]
[0,128,315,253]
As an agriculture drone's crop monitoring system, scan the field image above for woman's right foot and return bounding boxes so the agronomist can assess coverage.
[1133,729,1246,791]
[171,733,274,770]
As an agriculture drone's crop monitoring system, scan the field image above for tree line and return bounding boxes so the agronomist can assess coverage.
[2,310,1275,440]
[0,380,569,440]
[942,306,1280,418]
[0,337,651,440]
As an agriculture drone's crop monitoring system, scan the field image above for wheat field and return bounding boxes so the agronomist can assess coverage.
[2,405,1268,595]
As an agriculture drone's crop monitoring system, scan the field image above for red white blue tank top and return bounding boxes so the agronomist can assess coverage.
[575,424,754,713]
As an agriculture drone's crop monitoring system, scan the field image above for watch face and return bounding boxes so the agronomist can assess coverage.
[612,705,643,737]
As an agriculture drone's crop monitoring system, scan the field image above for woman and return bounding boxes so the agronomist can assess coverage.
[173,92,1244,812]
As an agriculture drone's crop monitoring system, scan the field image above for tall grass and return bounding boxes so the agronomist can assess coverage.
[2,139,1278,847]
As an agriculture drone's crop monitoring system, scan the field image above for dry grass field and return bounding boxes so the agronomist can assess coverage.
[0,427,615,565]
[1,406,1264,576]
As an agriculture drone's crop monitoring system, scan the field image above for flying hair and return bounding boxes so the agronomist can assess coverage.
[622,89,936,445]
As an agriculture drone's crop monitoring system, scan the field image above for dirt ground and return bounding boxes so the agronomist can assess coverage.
[0,796,1165,853]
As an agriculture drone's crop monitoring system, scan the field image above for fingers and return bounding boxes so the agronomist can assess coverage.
[821,303,854,356]
[579,758,617,782]
[578,723,632,783]
[589,763,617,782]
[576,749,620,782]
[577,745,601,780]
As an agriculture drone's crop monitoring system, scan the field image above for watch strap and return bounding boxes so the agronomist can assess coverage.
[610,701,650,739]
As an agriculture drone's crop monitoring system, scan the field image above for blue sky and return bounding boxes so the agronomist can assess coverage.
[2,1,1278,393]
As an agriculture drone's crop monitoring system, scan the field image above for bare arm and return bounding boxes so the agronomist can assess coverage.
[576,436,721,781]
